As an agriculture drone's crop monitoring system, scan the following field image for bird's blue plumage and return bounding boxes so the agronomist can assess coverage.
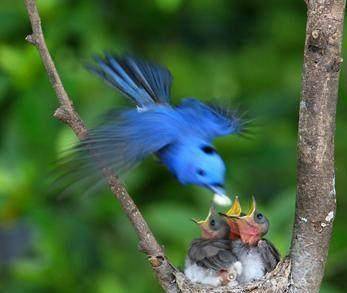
[60,54,242,201]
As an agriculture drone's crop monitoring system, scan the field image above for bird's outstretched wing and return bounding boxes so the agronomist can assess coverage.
[87,54,173,108]
[258,239,281,273]
[188,239,238,271]
[54,107,177,193]
[177,99,242,141]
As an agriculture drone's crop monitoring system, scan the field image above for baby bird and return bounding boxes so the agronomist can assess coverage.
[221,197,280,284]
[184,204,242,287]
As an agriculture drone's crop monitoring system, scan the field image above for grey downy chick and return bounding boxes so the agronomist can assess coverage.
[221,197,280,284]
[185,204,242,287]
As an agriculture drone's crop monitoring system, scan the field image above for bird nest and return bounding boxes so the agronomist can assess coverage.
[174,258,291,293]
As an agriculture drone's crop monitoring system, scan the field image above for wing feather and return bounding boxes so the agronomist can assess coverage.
[188,239,237,271]
[177,98,242,140]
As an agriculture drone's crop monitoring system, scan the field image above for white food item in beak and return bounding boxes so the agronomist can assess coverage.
[213,193,232,206]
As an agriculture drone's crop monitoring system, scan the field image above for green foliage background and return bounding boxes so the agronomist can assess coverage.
[0,0,346,292]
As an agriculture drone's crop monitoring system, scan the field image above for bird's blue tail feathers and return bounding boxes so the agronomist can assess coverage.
[87,54,173,108]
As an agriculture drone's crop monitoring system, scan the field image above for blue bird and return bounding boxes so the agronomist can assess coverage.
[61,54,242,205]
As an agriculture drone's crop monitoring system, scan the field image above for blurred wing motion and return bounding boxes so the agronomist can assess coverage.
[87,54,172,108]
[55,108,177,191]
[56,54,175,193]
[177,98,242,141]
[188,239,238,271]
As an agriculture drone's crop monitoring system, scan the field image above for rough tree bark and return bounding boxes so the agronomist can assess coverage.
[290,1,345,292]
[23,0,345,292]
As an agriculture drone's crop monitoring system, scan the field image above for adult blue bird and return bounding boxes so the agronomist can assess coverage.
[61,54,242,205]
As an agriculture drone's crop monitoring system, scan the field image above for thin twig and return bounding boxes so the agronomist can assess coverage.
[23,0,178,291]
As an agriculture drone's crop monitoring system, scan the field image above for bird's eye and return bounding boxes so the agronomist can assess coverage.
[210,219,216,226]
[201,145,216,155]
[256,213,264,220]
[197,169,206,176]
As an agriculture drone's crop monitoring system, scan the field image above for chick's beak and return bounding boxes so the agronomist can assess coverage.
[190,218,200,224]
[233,196,261,245]
[226,196,242,216]
[191,204,214,226]
[191,210,212,238]
[191,214,206,226]
[219,196,242,239]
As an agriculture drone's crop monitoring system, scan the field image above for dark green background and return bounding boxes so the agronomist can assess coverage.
[0,0,346,292]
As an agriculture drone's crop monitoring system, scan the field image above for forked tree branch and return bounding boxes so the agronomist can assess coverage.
[24,0,345,292]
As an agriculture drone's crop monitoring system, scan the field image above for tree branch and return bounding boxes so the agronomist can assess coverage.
[23,1,179,292]
[24,0,345,292]
[290,0,345,292]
